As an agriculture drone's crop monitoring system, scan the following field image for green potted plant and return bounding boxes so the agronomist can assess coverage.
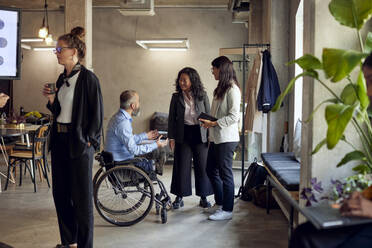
[301,174,372,208]
[273,0,372,174]
[330,174,372,202]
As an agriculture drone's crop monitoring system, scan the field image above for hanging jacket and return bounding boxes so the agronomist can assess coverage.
[257,50,281,113]
[244,50,262,132]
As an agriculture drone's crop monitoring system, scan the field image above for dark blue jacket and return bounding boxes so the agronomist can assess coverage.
[257,50,281,113]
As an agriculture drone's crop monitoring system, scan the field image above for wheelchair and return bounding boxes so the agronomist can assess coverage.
[93,151,172,226]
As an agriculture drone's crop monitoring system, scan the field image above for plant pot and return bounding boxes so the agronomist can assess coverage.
[329,202,341,209]
[328,198,343,209]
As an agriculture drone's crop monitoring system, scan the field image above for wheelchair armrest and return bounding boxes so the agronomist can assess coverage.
[95,151,115,167]
[114,158,145,166]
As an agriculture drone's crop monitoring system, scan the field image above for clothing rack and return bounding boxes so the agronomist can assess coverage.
[236,43,270,198]
[232,60,250,72]
[243,43,270,48]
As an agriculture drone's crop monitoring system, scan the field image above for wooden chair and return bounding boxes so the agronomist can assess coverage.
[4,124,50,192]
[13,125,50,178]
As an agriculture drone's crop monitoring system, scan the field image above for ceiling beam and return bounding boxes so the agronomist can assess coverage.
[0,0,228,11]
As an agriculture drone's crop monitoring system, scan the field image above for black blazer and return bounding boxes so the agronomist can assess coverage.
[168,92,210,143]
[47,65,104,158]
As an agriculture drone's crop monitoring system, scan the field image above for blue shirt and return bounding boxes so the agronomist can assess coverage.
[105,109,158,161]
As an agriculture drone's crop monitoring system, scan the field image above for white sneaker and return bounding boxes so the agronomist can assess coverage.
[204,204,222,214]
[208,210,233,221]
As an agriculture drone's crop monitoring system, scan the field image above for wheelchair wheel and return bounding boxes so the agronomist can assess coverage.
[161,208,167,224]
[93,167,104,187]
[155,194,161,215]
[94,165,155,226]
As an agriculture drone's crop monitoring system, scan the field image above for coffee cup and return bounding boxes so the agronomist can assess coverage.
[46,83,56,94]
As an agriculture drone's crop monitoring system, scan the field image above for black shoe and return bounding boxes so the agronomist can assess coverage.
[55,245,66,248]
[172,196,184,209]
[199,198,211,208]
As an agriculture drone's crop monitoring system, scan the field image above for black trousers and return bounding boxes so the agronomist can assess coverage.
[290,222,372,248]
[51,132,94,248]
[206,142,238,212]
[171,125,213,197]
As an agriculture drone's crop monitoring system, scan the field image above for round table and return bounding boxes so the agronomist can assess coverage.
[0,128,28,137]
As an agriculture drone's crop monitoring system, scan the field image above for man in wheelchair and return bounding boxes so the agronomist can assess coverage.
[104,90,168,174]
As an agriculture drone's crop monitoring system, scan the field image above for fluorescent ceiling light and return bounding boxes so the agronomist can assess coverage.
[138,39,184,44]
[21,44,31,50]
[33,47,54,51]
[136,41,148,49]
[148,48,187,51]
[21,38,44,42]
[118,0,155,16]
[136,38,189,50]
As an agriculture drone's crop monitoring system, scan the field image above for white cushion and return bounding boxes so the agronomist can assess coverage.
[293,119,302,162]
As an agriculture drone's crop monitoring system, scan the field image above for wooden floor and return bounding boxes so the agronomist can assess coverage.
[0,162,288,248]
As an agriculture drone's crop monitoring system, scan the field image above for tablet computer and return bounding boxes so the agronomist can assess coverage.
[198,112,218,122]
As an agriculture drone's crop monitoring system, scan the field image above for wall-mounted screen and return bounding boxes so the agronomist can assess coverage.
[0,7,21,80]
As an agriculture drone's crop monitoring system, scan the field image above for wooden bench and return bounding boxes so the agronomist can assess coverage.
[261,153,300,236]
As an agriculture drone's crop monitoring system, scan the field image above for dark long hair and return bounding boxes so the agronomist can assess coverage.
[212,56,240,99]
[363,52,372,68]
[175,67,206,101]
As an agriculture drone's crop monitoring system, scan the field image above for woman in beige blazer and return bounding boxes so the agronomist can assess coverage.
[199,56,241,221]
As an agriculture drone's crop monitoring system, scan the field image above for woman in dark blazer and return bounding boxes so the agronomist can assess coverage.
[42,27,103,248]
[168,67,213,209]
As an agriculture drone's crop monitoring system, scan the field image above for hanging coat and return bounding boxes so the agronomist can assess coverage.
[244,50,262,132]
[257,50,281,113]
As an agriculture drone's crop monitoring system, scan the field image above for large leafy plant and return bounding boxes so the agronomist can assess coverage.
[273,0,372,173]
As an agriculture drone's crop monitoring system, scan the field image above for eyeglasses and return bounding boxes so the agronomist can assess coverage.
[53,46,73,54]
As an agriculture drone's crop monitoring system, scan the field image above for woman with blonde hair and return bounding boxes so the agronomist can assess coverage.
[43,27,103,248]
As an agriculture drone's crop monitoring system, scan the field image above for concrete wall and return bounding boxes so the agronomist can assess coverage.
[93,8,248,133]
[247,0,288,153]
[267,0,290,152]
[14,8,248,134]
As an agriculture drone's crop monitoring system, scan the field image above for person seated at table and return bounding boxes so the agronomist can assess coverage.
[290,192,372,248]
[104,90,168,171]
[290,53,372,248]
[365,52,372,103]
